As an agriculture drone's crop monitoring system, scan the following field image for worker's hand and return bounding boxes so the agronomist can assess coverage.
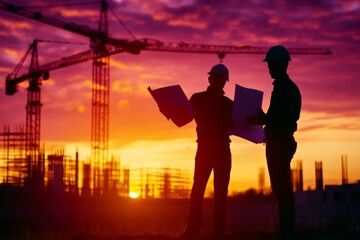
[246,109,266,125]
[258,108,267,124]
[228,119,237,129]
[246,115,258,125]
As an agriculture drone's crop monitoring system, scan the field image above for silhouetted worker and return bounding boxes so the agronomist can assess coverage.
[247,45,301,240]
[179,64,234,239]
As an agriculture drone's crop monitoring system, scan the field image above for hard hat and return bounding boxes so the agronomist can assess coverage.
[208,64,229,80]
[263,45,291,63]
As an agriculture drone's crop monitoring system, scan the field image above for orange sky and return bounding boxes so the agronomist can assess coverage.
[0,0,359,193]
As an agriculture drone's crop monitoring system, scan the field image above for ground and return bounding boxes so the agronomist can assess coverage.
[2,229,358,240]
[69,230,360,240]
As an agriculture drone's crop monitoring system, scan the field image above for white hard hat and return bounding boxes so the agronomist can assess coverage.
[208,64,229,81]
[263,45,291,63]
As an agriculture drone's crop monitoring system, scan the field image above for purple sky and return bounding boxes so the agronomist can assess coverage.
[0,0,359,190]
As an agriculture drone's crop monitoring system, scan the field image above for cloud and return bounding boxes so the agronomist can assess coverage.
[0,17,33,31]
[117,99,129,108]
[56,9,97,19]
[110,59,130,70]
[2,48,21,64]
[112,80,133,93]
[168,14,207,30]
[77,104,86,113]
[1,0,360,133]
[0,0,359,191]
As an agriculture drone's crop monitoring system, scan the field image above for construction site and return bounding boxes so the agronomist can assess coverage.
[0,0,332,198]
[1,1,359,239]
[0,124,191,199]
[1,124,359,238]
[0,0,331,198]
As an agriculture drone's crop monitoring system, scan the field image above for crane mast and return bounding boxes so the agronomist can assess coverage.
[26,40,44,185]
[1,0,331,196]
[91,0,109,195]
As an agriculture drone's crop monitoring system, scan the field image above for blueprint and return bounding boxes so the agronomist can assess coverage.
[148,85,194,127]
[228,84,265,143]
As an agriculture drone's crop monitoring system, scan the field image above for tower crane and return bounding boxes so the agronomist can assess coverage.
[0,0,331,194]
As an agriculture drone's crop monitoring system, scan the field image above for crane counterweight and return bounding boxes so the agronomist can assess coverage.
[6,75,17,95]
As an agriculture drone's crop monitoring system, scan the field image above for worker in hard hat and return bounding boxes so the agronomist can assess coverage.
[247,45,302,239]
[179,64,234,240]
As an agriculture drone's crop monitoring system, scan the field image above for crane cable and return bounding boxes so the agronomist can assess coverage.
[36,39,88,45]
[109,7,137,40]
[22,1,99,9]
[19,1,137,41]
[10,39,88,78]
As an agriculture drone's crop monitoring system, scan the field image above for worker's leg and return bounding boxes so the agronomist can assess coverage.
[213,145,231,235]
[186,145,213,235]
[266,135,296,239]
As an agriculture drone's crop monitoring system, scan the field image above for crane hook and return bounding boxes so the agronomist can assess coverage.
[218,52,226,63]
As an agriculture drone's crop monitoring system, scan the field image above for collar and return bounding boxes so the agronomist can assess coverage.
[206,86,225,96]
[272,74,290,87]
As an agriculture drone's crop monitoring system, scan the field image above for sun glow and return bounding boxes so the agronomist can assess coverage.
[129,192,139,199]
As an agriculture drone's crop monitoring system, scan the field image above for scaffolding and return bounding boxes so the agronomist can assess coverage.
[103,156,121,196]
[131,167,191,199]
[0,125,26,186]
[1,124,189,199]
[46,147,78,196]
[121,167,130,197]
[291,160,303,192]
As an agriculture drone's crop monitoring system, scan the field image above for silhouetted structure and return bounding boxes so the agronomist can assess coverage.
[258,167,265,194]
[103,156,122,196]
[291,160,303,192]
[47,152,65,195]
[122,168,130,197]
[75,150,79,195]
[341,154,348,187]
[315,161,323,191]
[131,167,190,199]
[1,133,359,236]
[46,147,78,196]
[1,125,356,202]
[81,163,90,196]
[0,125,26,186]
[0,124,45,193]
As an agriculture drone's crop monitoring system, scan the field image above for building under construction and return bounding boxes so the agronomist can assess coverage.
[292,160,304,192]
[2,124,360,235]
[131,167,190,199]
[0,125,191,199]
[0,125,27,187]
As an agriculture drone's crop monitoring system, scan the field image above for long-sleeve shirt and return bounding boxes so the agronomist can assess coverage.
[264,74,302,135]
[189,86,234,144]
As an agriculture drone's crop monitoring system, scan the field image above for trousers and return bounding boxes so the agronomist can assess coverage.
[266,134,297,239]
[186,143,231,235]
